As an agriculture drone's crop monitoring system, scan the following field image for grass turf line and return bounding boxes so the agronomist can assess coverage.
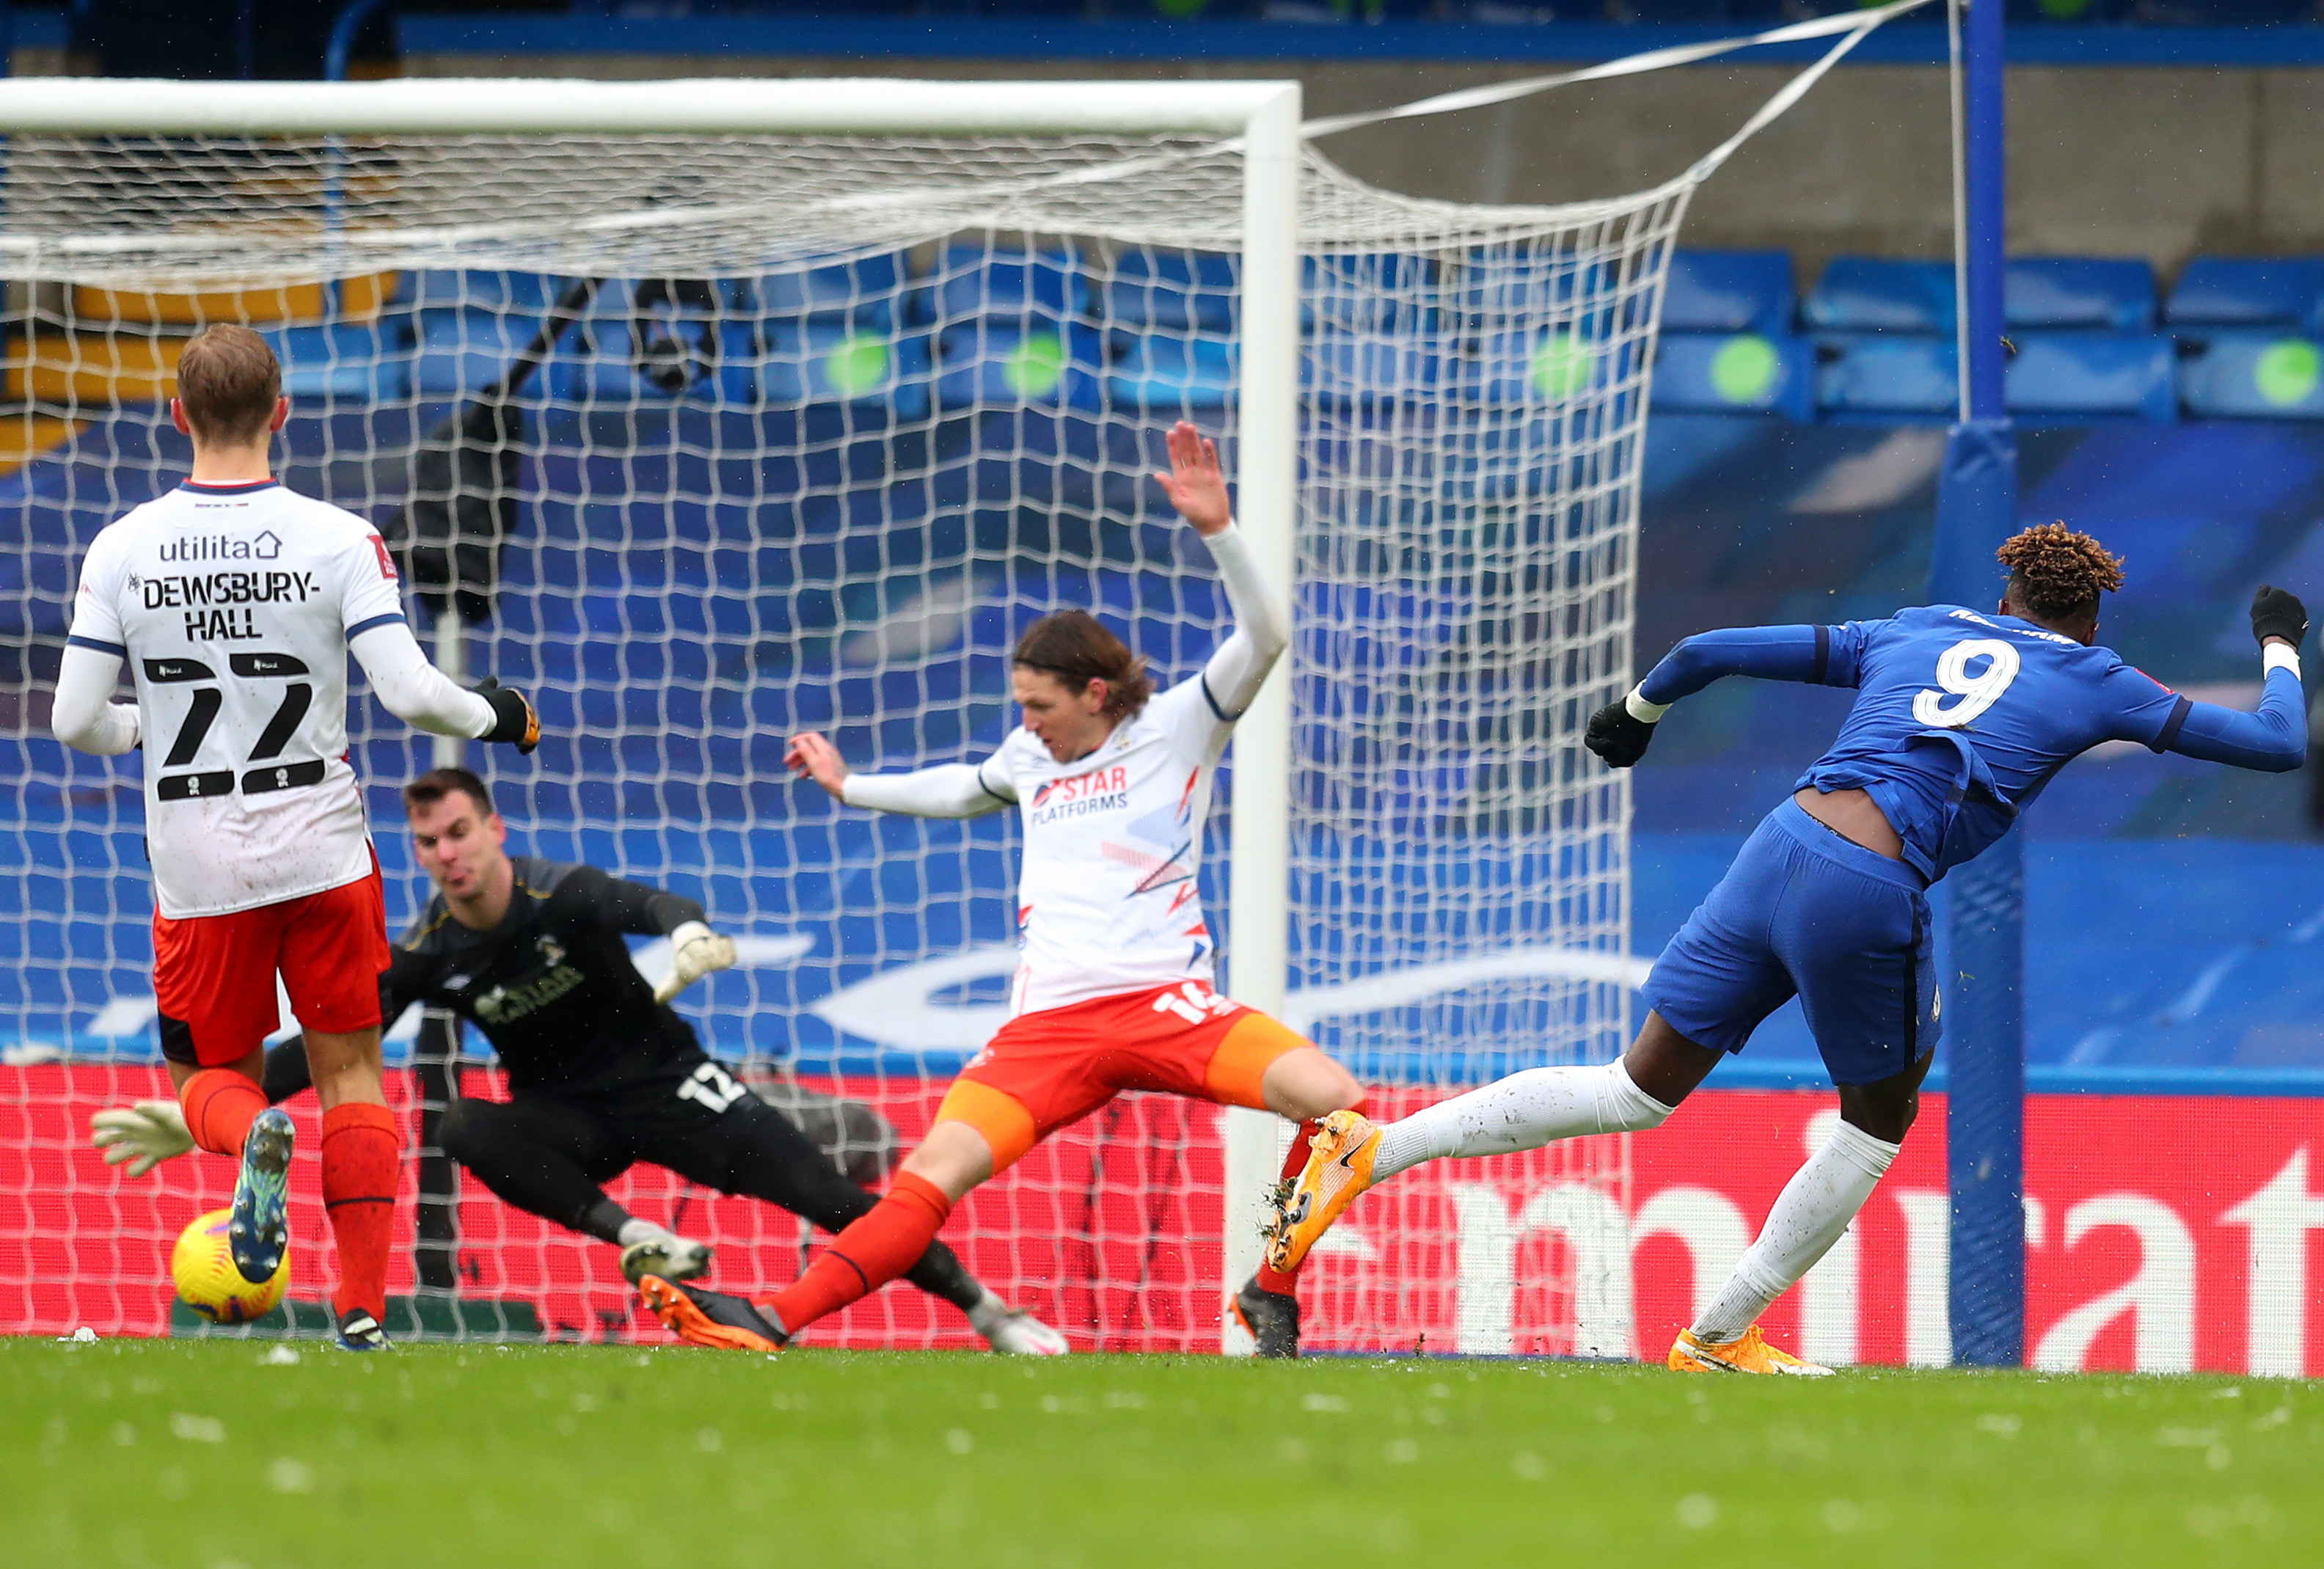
[4,1339,2316,1568]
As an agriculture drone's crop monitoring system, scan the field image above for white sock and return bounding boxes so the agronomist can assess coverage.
[1689,1119,1901,1345]
[1372,1060,1676,1182]
[615,1217,670,1249]
[965,1288,1010,1336]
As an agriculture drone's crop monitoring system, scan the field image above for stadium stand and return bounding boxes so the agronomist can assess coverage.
[2170,257,2324,420]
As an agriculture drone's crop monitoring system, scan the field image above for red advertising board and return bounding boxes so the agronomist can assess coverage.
[4,1066,2320,1375]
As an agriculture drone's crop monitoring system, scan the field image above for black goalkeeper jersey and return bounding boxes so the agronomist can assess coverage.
[382,857,707,1091]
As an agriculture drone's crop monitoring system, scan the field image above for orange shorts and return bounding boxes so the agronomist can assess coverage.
[153,866,390,1069]
[934,980,1313,1174]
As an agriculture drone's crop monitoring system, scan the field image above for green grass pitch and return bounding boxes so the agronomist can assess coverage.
[4,1338,2316,1568]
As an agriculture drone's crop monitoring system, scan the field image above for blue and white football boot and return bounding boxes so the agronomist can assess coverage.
[227,1107,295,1284]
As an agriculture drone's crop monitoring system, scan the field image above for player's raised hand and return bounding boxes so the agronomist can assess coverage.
[1585,699,1657,769]
[1153,420,1232,537]
[654,921,738,1004]
[90,1100,193,1179]
[785,731,851,800]
[2251,585,2309,651]
[475,677,541,755]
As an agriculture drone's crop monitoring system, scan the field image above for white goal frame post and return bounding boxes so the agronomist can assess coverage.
[0,73,1305,1346]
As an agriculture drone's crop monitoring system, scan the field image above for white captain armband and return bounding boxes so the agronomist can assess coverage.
[1623,685,1671,723]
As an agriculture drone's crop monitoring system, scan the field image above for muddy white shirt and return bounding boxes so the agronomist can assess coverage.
[840,524,1289,1017]
[58,479,490,918]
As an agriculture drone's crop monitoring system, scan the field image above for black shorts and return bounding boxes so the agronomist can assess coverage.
[499,1053,819,1197]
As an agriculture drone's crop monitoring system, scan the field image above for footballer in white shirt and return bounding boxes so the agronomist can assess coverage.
[51,325,541,1350]
[640,421,1365,1359]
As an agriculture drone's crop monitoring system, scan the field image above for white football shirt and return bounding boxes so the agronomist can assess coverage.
[66,480,409,918]
[975,677,1235,1016]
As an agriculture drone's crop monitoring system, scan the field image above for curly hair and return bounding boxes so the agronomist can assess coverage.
[1996,522,2125,621]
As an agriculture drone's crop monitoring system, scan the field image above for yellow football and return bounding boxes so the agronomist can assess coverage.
[170,1207,290,1324]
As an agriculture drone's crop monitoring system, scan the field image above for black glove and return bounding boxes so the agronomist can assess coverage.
[1585,700,1657,769]
[475,677,540,755]
[2252,585,2309,651]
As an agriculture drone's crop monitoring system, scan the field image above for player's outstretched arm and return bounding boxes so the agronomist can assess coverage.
[1587,623,1856,769]
[543,863,737,1001]
[349,621,538,753]
[2142,586,2309,772]
[785,730,1015,819]
[51,643,140,756]
[1152,420,1289,720]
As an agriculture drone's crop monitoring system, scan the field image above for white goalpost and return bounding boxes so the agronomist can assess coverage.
[0,38,1899,1350]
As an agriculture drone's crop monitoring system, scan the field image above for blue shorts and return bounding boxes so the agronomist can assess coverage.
[1640,797,1940,1086]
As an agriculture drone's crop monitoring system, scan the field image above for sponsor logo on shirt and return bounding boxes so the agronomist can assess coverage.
[1028,763,1130,824]
[157,530,282,563]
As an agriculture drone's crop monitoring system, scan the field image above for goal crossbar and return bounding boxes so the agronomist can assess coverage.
[0,77,1296,138]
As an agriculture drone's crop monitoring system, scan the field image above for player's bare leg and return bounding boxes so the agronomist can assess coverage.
[1673,1048,1929,1375]
[304,1026,399,1350]
[1267,1014,1705,1276]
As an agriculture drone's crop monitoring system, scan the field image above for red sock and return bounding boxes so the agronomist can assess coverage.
[765,1171,952,1336]
[179,1069,267,1158]
[1254,1099,1370,1297]
[321,1102,399,1324]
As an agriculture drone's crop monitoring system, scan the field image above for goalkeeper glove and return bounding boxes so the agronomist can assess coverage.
[654,921,738,1003]
[89,1100,192,1179]
[2252,585,2309,651]
[1585,696,1659,769]
[475,677,541,755]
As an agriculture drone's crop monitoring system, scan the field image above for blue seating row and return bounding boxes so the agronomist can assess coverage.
[250,249,2324,423]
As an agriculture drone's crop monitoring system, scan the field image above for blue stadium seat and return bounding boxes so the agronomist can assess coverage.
[935,323,1101,411]
[414,311,564,397]
[717,321,932,417]
[2166,257,2324,336]
[1455,249,1599,333]
[1312,254,1439,334]
[1453,328,1627,405]
[2005,257,2157,333]
[262,320,414,401]
[1105,334,1235,411]
[409,270,571,315]
[734,252,908,332]
[1305,335,1444,408]
[2179,332,2324,419]
[1106,250,1236,334]
[1816,336,1956,418]
[1803,257,1955,335]
[1663,250,1795,337]
[1651,332,1813,420]
[924,246,1089,332]
[2003,332,2176,422]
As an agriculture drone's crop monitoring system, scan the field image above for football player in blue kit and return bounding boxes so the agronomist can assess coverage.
[1265,522,2308,1374]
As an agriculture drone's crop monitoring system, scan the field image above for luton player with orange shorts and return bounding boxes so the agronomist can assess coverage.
[640,420,1364,1358]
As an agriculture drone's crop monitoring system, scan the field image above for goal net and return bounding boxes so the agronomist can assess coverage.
[0,78,1700,1352]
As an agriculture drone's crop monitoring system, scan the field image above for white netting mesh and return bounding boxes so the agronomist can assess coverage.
[1,125,1675,1351]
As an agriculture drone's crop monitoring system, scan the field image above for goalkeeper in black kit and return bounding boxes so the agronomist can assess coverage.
[94,767,1067,1355]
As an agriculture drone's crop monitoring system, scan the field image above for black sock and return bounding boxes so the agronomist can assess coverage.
[582,1198,633,1245]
